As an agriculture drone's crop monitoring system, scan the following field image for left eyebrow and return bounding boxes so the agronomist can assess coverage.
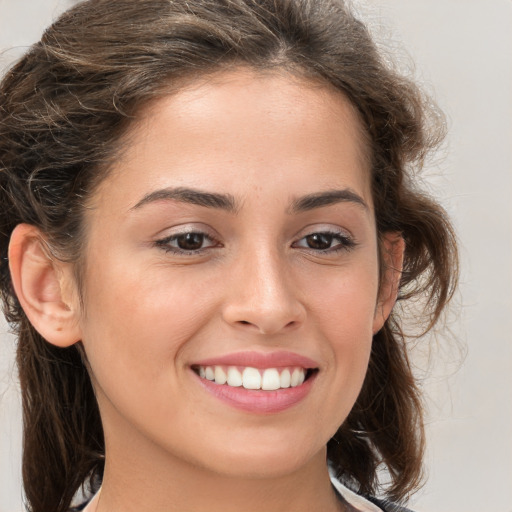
[130,186,239,213]
[289,189,368,213]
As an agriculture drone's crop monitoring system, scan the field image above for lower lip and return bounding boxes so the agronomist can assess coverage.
[193,371,317,414]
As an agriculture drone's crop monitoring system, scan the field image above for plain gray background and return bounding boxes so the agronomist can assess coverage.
[1,1,511,511]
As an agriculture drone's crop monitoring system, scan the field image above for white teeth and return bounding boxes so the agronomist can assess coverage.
[197,365,309,390]
[261,368,280,390]
[242,367,261,390]
[214,366,227,385]
[280,369,291,388]
[291,368,305,387]
[227,367,242,387]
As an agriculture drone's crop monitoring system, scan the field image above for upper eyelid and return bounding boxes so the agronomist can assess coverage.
[154,226,354,239]
[293,224,355,240]
[154,223,218,239]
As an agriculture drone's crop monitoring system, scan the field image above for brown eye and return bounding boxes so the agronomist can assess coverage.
[293,230,356,253]
[305,233,335,250]
[176,233,205,251]
[156,230,218,254]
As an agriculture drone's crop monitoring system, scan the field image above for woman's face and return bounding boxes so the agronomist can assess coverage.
[75,69,395,479]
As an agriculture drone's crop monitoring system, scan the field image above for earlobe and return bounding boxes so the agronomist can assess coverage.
[8,224,82,347]
[372,232,405,334]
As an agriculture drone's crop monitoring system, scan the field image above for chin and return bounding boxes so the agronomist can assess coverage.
[189,433,326,480]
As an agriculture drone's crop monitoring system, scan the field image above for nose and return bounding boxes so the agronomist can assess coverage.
[222,247,306,336]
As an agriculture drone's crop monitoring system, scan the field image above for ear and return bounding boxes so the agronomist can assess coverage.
[8,224,82,347]
[372,232,405,334]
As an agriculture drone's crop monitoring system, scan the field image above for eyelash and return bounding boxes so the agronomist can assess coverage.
[155,229,356,256]
[155,231,220,255]
[292,230,357,254]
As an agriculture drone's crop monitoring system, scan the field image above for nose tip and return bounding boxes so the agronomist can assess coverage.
[221,257,306,336]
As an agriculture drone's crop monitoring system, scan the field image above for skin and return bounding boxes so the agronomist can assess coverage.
[9,69,403,512]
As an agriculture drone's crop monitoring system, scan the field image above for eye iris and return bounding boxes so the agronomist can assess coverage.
[306,233,333,249]
[177,233,204,250]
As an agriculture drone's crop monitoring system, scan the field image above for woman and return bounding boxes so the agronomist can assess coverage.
[0,1,458,511]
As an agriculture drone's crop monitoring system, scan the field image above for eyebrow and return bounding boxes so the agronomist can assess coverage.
[289,189,368,213]
[130,187,239,213]
[130,186,367,214]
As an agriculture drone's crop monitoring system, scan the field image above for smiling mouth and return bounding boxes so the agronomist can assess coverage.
[192,365,318,391]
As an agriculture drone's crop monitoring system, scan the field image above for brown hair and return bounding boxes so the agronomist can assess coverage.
[0,1,458,511]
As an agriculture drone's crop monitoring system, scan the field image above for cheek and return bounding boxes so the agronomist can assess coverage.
[78,259,217,393]
[301,257,379,337]
[299,260,378,402]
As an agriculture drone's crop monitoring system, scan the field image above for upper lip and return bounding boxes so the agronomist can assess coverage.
[191,351,319,369]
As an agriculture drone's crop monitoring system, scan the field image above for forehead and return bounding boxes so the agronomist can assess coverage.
[92,69,372,211]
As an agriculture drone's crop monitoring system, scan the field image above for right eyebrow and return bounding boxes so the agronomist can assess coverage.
[289,189,368,213]
[130,186,240,213]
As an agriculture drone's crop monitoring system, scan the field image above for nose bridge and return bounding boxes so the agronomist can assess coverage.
[222,241,304,335]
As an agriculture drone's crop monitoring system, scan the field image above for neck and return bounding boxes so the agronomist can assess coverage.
[95,433,343,512]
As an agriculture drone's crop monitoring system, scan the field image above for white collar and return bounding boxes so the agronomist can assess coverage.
[330,477,383,512]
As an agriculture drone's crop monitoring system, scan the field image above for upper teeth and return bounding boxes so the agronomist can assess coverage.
[197,365,306,390]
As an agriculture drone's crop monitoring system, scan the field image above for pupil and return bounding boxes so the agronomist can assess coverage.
[307,233,332,249]
[177,233,204,250]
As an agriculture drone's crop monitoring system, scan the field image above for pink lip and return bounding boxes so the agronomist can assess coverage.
[193,370,317,414]
[190,351,319,414]
[191,351,319,369]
